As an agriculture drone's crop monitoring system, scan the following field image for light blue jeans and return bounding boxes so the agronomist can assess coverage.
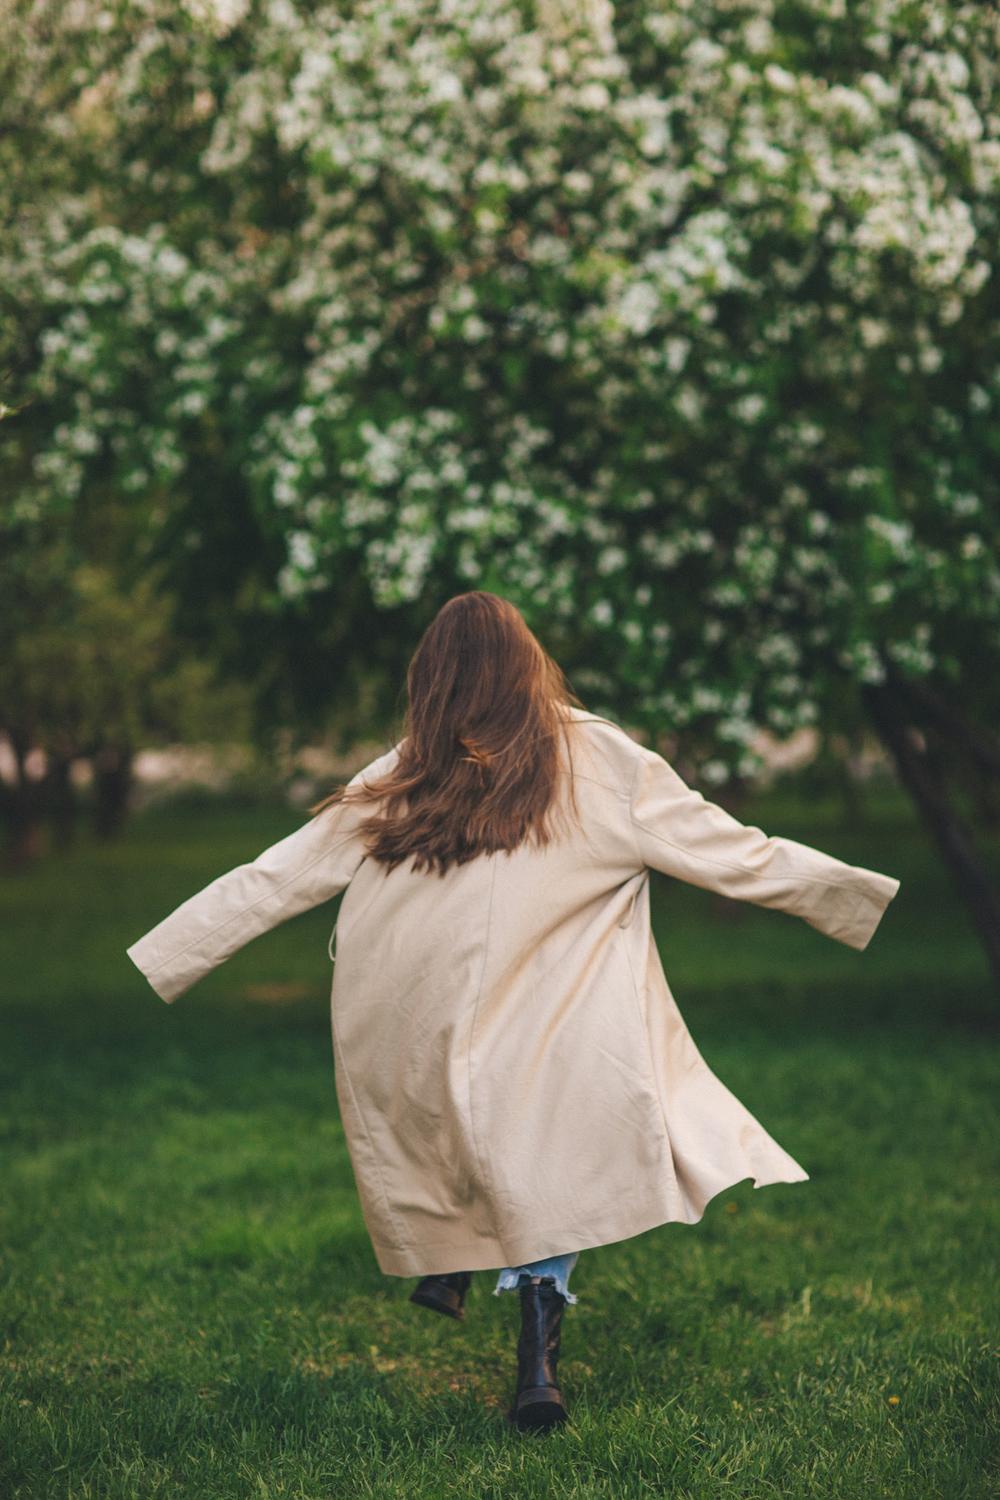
[492,1251,579,1305]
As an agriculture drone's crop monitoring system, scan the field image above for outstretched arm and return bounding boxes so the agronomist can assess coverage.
[126,745,400,1003]
[628,743,900,951]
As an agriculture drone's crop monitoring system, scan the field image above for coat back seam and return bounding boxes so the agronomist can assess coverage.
[466,857,508,1261]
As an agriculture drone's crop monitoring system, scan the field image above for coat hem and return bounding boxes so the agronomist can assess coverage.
[370,1165,810,1278]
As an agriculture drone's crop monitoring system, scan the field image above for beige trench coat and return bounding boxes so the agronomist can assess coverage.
[126,708,901,1277]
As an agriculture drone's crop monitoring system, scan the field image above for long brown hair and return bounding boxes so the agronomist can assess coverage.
[308,591,587,876]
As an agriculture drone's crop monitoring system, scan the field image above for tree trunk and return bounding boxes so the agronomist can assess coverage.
[93,744,134,839]
[896,675,1000,828]
[47,755,79,850]
[861,676,1000,998]
[1,735,47,869]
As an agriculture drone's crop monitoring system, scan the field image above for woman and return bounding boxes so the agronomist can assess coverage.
[126,591,901,1432]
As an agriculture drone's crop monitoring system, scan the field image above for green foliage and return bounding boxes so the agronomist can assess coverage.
[4,0,1000,762]
[0,463,255,773]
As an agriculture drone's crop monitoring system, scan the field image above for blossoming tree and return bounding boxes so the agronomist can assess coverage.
[5,0,1000,983]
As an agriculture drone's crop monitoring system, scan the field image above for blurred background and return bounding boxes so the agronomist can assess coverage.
[2,2,998,1495]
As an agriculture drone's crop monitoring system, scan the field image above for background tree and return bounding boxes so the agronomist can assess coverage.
[0,513,255,864]
[5,0,1000,980]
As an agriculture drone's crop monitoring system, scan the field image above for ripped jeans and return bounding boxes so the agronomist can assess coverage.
[492,1251,579,1305]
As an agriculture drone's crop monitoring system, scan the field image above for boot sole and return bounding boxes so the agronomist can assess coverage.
[510,1386,568,1430]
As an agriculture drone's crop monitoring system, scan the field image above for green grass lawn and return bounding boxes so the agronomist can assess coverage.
[1,787,998,1498]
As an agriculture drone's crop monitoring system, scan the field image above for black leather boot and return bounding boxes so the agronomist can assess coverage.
[408,1269,472,1320]
[507,1275,570,1430]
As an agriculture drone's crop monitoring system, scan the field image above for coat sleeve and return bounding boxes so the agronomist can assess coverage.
[125,746,400,1004]
[627,743,900,951]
